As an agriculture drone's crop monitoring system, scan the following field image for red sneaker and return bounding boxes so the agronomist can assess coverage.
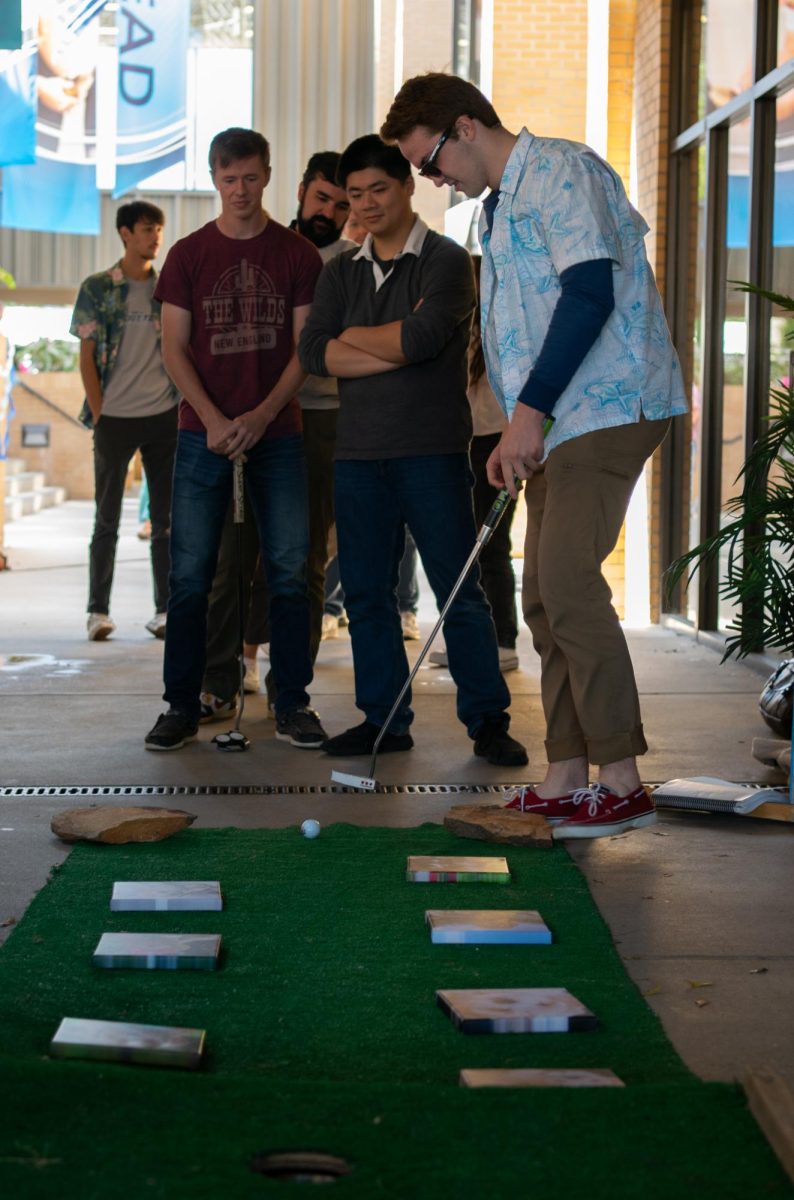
[552,784,657,839]
[503,786,594,821]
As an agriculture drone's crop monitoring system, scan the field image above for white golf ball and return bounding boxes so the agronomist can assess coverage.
[301,819,321,839]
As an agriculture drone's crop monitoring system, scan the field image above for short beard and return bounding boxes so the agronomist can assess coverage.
[296,211,341,249]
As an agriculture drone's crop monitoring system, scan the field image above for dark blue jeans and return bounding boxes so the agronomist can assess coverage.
[164,431,311,722]
[334,454,511,738]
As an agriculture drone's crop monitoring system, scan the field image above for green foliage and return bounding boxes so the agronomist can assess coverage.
[13,338,78,373]
[0,266,15,290]
[666,283,794,658]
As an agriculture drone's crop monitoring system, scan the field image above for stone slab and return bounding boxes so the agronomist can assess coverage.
[444,803,553,847]
[51,805,196,844]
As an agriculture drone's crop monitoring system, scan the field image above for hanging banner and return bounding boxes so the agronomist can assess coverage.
[0,0,22,49]
[0,1,106,234]
[113,0,189,197]
[0,33,36,165]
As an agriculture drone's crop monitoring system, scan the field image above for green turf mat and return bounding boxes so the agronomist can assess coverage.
[0,826,790,1199]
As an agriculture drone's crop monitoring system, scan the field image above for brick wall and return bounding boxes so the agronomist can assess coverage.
[492,0,588,140]
[633,0,674,620]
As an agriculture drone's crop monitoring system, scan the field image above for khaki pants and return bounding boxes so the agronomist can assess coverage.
[522,417,670,766]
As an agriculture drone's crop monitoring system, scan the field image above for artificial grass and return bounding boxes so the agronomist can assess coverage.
[0,825,790,1199]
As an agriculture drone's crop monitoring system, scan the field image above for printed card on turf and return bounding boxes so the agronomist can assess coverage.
[460,1068,624,1087]
[425,910,552,944]
[92,932,221,970]
[110,881,223,911]
[436,988,598,1033]
[50,1017,205,1069]
[406,855,510,883]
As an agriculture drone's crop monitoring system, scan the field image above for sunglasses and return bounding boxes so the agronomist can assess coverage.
[418,126,454,179]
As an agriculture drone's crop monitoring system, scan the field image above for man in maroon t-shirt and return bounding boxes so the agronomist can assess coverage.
[144,126,325,752]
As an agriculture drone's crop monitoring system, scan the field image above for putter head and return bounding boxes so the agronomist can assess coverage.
[331,769,377,792]
[213,729,250,752]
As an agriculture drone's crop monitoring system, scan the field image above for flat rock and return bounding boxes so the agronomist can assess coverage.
[51,806,197,845]
[444,804,553,848]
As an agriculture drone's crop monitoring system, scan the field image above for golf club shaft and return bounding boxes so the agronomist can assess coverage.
[366,487,513,778]
[233,457,246,731]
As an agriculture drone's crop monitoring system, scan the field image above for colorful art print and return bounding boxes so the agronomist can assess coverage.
[425,909,552,944]
[92,932,221,970]
[436,988,598,1034]
[460,1068,624,1088]
[407,856,510,883]
[50,1017,205,1070]
[110,881,223,911]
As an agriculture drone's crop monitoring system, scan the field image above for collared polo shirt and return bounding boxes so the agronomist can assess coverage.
[479,129,687,456]
[353,216,429,290]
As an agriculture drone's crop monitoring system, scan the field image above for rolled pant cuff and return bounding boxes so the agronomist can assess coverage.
[545,734,588,762]
[587,725,648,766]
[545,725,648,765]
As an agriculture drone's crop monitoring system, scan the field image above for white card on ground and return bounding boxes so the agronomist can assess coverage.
[407,855,510,882]
[460,1068,624,1087]
[50,1016,205,1069]
[436,987,598,1033]
[426,909,552,944]
[93,932,221,970]
[110,881,223,911]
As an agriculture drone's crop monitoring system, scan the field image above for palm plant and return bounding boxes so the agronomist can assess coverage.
[666,283,794,660]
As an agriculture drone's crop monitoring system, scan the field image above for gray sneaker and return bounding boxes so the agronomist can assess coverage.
[275,706,327,748]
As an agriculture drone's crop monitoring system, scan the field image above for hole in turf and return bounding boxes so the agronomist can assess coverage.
[249,1150,352,1184]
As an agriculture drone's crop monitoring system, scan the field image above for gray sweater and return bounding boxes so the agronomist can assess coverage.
[298,226,475,459]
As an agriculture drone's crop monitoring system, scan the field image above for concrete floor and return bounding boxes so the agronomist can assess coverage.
[1,498,792,1092]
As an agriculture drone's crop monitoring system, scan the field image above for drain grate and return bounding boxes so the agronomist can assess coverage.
[0,783,513,799]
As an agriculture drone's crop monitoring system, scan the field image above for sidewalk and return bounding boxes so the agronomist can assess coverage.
[1,499,792,1090]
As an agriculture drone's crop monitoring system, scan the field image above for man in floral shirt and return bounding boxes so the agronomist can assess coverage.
[384,74,687,839]
[71,201,177,642]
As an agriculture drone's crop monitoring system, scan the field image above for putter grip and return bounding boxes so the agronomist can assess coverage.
[478,488,511,545]
[233,458,244,525]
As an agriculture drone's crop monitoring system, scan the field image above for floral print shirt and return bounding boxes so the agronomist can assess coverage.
[70,261,168,394]
[478,129,687,457]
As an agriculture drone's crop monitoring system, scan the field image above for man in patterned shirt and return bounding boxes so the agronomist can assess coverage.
[71,201,177,643]
[383,74,687,839]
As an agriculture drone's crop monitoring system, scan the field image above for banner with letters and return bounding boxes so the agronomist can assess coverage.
[0,0,189,235]
[113,0,189,198]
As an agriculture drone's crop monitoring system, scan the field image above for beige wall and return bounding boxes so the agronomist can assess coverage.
[9,373,94,500]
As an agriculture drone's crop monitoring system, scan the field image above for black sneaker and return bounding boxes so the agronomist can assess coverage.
[275,706,327,748]
[322,720,414,757]
[473,717,528,767]
[145,709,198,752]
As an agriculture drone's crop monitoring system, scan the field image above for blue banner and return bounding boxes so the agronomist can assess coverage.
[113,0,189,197]
[2,157,99,235]
[0,1,22,50]
[0,36,36,165]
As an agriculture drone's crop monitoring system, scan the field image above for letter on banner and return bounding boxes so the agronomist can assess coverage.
[114,0,189,196]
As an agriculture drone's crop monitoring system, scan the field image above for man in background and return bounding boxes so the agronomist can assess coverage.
[71,200,177,642]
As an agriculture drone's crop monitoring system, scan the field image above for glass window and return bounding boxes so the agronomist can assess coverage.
[686,144,707,622]
[719,119,752,632]
[698,0,755,121]
[778,1,794,67]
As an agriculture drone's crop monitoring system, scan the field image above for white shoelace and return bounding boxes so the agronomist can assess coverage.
[569,785,608,816]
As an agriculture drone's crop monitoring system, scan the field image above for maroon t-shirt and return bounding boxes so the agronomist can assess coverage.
[154,217,322,435]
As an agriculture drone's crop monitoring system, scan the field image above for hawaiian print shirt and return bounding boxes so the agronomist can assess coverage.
[70,260,170,407]
[479,129,687,457]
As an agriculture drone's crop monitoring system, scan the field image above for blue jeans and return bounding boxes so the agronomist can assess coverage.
[334,454,511,738]
[164,431,312,722]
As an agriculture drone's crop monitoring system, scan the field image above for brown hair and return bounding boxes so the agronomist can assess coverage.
[208,128,270,175]
[380,73,501,142]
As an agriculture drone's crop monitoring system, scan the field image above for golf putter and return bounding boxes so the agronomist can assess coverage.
[213,456,250,752]
[331,486,515,790]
